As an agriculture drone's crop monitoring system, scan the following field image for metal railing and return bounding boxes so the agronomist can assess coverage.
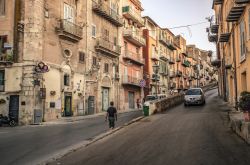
[92,0,123,25]
[122,75,141,85]
[96,38,121,55]
[58,19,83,38]
[123,29,146,45]
[122,6,144,25]
[124,49,145,64]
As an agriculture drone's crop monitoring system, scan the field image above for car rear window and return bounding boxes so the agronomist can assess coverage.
[186,89,202,95]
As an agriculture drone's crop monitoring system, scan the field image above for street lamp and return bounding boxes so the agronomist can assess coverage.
[152,63,160,97]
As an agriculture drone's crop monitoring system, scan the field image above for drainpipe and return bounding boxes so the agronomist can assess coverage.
[232,23,238,109]
[13,0,20,62]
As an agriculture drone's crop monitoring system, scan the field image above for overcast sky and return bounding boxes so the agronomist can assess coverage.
[141,0,215,51]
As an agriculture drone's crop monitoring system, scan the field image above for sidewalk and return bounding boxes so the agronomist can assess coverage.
[43,109,143,125]
[229,109,250,144]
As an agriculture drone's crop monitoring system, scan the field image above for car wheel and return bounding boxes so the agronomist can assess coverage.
[184,102,187,106]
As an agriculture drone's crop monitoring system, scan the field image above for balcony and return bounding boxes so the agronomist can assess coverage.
[176,57,181,62]
[182,60,191,67]
[176,70,182,77]
[169,57,175,64]
[159,54,168,61]
[95,38,121,57]
[219,32,231,42]
[210,23,219,34]
[159,34,168,47]
[122,75,141,88]
[213,0,223,5]
[211,59,221,67]
[92,0,123,27]
[235,0,250,4]
[167,41,176,50]
[208,34,218,42]
[123,50,145,66]
[56,19,83,42]
[169,71,176,78]
[226,0,246,22]
[151,53,160,61]
[122,6,144,27]
[181,51,188,57]
[0,53,14,66]
[123,30,146,47]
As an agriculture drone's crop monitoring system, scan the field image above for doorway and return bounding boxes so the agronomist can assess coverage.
[128,92,135,109]
[102,88,109,111]
[64,93,72,117]
[9,95,19,122]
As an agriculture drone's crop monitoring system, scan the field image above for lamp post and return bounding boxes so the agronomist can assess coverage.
[152,63,160,97]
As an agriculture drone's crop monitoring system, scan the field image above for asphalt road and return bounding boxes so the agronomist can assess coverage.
[50,89,250,165]
[0,111,142,165]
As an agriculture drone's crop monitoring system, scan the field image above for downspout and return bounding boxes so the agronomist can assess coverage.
[13,0,20,62]
[232,23,238,108]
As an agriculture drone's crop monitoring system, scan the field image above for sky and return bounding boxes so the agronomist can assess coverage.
[141,0,216,51]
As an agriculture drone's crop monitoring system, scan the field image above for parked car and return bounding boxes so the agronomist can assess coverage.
[184,88,205,106]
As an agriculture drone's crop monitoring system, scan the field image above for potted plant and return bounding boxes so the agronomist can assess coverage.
[238,91,250,122]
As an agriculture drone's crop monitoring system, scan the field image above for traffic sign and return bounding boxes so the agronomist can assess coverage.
[139,79,146,87]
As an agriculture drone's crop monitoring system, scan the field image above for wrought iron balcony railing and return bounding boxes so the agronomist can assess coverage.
[92,0,123,27]
[122,75,141,87]
[123,50,145,65]
[95,38,121,57]
[123,30,146,47]
[122,6,144,27]
[56,19,83,42]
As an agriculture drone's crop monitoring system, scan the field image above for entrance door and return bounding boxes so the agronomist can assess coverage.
[9,95,19,122]
[64,94,72,117]
[88,96,95,115]
[102,88,109,111]
[128,92,135,109]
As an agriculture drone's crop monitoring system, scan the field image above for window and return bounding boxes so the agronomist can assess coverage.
[79,52,85,63]
[92,25,96,38]
[64,3,74,23]
[240,20,246,62]
[0,70,5,91]
[114,37,117,46]
[92,56,97,66]
[64,74,70,86]
[0,35,7,57]
[103,29,109,41]
[0,0,5,16]
[104,63,109,73]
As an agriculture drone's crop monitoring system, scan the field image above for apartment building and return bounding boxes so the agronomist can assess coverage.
[210,0,250,106]
[0,0,123,125]
[164,28,177,91]
[158,28,169,94]
[143,16,159,96]
[87,0,122,112]
[120,0,145,110]
[174,35,191,90]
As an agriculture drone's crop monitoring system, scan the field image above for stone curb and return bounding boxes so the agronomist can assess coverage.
[41,109,143,126]
[39,116,144,165]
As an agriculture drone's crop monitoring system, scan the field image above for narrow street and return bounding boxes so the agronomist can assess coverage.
[50,89,250,165]
[0,111,142,165]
